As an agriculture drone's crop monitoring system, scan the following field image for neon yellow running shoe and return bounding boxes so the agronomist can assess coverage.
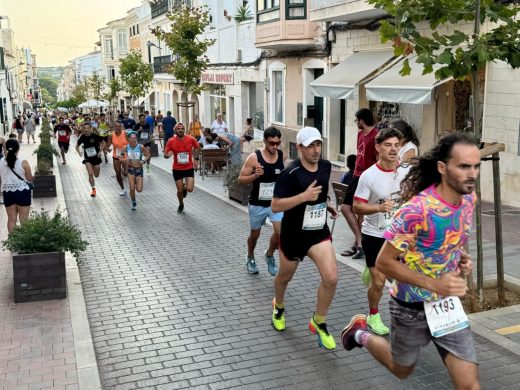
[367,313,389,335]
[271,298,285,331]
[309,316,336,350]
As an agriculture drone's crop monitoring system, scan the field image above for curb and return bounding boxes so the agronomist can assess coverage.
[54,155,102,390]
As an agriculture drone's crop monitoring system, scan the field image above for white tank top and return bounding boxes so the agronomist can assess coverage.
[0,158,30,192]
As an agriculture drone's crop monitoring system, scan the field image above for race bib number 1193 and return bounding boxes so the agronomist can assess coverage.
[424,296,469,337]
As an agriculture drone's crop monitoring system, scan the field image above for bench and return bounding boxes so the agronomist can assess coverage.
[199,148,229,180]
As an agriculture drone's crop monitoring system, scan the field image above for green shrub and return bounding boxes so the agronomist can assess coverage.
[36,159,51,174]
[2,209,88,260]
[34,142,58,162]
[223,163,242,190]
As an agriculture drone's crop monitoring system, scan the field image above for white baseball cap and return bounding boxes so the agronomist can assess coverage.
[296,127,323,147]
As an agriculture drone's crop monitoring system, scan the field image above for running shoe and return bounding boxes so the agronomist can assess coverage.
[341,314,367,351]
[245,255,259,274]
[367,313,389,335]
[62,161,66,165]
[362,266,372,287]
[146,164,151,173]
[177,203,184,214]
[271,298,285,331]
[264,250,278,276]
[309,316,336,350]
[90,188,96,197]
[119,189,127,196]
[131,202,137,211]
[352,247,365,259]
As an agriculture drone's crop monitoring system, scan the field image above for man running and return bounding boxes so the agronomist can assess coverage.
[124,131,150,210]
[121,112,136,131]
[238,126,285,275]
[97,113,112,164]
[164,123,200,214]
[76,123,104,197]
[134,114,152,173]
[342,132,480,389]
[104,122,128,196]
[352,128,409,335]
[53,116,73,165]
[271,127,339,350]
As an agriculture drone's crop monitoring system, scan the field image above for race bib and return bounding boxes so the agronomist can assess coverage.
[116,148,126,157]
[178,152,189,164]
[377,200,399,230]
[424,296,469,337]
[258,182,275,201]
[127,150,141,160]
[302,202,327,231]
[140,132,149,140]
[85,147,97,157]
[58,130,66,136]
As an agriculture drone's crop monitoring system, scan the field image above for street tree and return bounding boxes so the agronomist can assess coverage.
[368,0,520,307]
[152,5,215,110]
[39,76,59,101]
[119,50,154,114]
[71,83,88,104]
[103,77,123,111]
[86,73,105,103]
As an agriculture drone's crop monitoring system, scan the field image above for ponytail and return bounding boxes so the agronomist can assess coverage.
[5,139,20,169]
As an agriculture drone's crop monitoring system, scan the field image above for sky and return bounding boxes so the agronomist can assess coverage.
[0,0,141,67]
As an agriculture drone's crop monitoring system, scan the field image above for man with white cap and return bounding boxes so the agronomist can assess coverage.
[270,126,339,350]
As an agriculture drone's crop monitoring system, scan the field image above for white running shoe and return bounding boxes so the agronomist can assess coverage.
[119,189,127,196]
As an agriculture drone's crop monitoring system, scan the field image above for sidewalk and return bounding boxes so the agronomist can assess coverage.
[0,133,101,390]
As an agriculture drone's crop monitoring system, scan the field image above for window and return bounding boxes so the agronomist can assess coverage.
[129,27,132,37]
[151,0,169,19]
[107,66,115,81]
[271,69,285,124]
[118,31,128,54]
[133,26,136,36]
[136,24,139,34]
[104,36,113,59]
[286,0,306,19]
[257,0,280,23]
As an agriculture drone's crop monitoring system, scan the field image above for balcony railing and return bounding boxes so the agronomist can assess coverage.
[151,0,169,19]
[257,7,280,23]
[153,55,172,74]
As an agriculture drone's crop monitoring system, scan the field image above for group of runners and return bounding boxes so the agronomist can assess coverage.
[237,111,481,388]
[52,112,200,213]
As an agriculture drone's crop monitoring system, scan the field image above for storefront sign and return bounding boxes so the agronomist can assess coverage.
[201,71,234,85]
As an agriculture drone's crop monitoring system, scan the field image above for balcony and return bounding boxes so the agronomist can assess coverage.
[151,0,169,19]
[153,55,172,74]
[309,0,386,22]
[256,2,322,50]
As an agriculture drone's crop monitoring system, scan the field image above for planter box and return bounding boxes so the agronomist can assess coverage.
[13,251,66,303]
[228,183,253,206]
[33,173,57,198]
[149,142,159,157]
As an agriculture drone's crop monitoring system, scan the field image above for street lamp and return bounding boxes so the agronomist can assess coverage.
[146,41,162,64]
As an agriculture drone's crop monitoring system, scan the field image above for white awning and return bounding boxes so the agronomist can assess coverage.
[137,97,145,106]
[310,50,395,100]
[365,55,450,104]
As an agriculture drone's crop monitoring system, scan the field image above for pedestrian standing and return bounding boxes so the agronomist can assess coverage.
[389,119,420,164]
[161,111,177,150]
[14,115,24,143]
[163,123,200,214]
[24,114,36,144]
[342,132,481,389]
[0,139,33,233]
[238,126,285,275]
[188,113,202,140]
[270,127,339,350]
[210,113,228,134]
[341,108,378,259]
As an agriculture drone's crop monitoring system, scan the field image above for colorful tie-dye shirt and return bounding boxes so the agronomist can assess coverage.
[384,185,476,303]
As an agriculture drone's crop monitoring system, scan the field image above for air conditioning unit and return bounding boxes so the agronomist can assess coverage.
[236,50,242,62]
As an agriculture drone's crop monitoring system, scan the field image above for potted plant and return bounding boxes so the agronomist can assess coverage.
[2,209,88,303]
[33,142,58,168]
[32,159,57,198]
[233,4,254,23]
[223,163,252,206]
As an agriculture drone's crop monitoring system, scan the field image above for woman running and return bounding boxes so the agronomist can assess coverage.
[124,131,149,210]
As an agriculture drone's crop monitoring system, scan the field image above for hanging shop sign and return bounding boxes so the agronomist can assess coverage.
[201,71,234,85]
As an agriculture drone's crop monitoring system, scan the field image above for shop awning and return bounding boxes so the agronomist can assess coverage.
[365,55,450,104]
[310,50,395,100]
[136,97,145,106]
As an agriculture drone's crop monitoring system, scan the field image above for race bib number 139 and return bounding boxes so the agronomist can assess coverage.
[424,296,469,337]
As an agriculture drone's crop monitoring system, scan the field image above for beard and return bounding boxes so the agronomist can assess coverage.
[446,172,476,195]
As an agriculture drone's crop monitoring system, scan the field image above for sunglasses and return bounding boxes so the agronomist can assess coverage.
[267,141,281,146]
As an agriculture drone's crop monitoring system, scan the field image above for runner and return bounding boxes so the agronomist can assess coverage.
[238,126,286,275]
[53,117,73,165]
[352,128,409,335]
[163,123,200,214]
[121,112,136,131]
[104,122,128,196]
[123,131,149,210]
[342,132,481,388]
[97,113,112,164]
[134,114,152,173]
[76,123,104,197]
[270,127,339,350]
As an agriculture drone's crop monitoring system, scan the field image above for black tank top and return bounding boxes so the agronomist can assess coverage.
[249,149,284,207]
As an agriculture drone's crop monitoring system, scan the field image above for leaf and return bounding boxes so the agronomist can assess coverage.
[448,30,469,46]
[399,59,411,77]
[437,50,453,65]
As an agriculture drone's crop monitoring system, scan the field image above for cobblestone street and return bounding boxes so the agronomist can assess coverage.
[57,149,520,390]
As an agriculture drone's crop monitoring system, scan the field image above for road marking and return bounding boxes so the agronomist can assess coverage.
[495,324,520,335]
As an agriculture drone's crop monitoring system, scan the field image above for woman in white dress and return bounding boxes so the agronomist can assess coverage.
[389,119,420,164]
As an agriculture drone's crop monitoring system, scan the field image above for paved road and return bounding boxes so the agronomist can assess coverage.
[59,149,520,389]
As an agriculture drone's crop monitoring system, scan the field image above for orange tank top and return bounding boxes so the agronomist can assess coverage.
[112,131,128,158]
